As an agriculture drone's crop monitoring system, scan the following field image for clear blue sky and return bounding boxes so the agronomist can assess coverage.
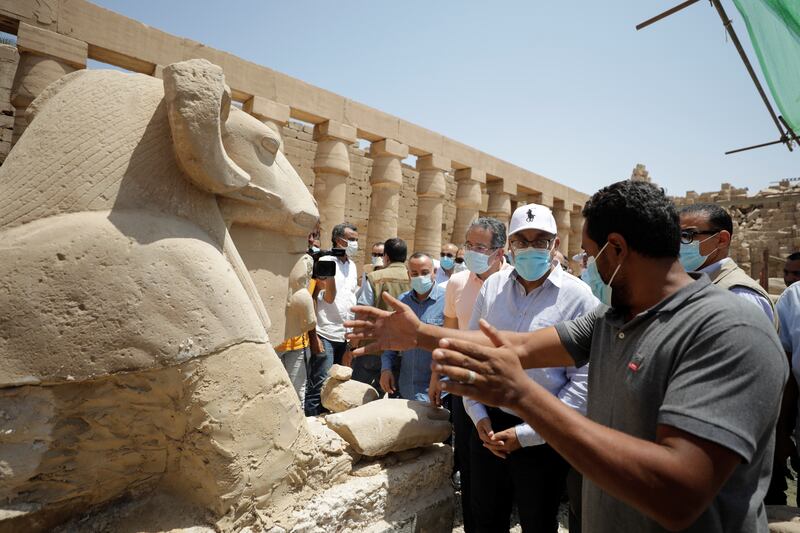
[93,0,798,197]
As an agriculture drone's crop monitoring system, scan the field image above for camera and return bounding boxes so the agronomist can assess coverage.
[308,248,346,278]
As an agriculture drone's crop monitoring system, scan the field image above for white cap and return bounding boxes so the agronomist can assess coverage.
[508,203,557,237]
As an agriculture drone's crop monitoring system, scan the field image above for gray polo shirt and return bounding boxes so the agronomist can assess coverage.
[555,275,787,533]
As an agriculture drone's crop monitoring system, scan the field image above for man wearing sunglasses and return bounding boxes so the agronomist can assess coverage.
[436,242,460,285]
[677,204,776,328]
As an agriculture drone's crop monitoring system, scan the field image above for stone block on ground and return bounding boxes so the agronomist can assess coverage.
[328,363,352,381]
[325,398,451,456]
[320,375,379,413]
[768,505,800,533]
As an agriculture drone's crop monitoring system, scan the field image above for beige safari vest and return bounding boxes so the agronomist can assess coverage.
[366,262,410,311]
[708,259,779,330]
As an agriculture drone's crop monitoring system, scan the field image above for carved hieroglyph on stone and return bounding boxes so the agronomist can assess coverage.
[325,399,452,456]
[0,59,329,531]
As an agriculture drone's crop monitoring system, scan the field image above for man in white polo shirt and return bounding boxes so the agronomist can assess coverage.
[465,204,598,533]
[305,222,360,416]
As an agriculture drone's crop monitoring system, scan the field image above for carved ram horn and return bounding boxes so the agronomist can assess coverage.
[162,59,250,194]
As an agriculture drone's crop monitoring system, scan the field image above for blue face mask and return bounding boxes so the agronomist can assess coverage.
[679,233,718,272]
[464,250,493,275]
[512,248,552,281]
[440,256,455,270]
[310,246,320,254]
[582,242,622,306]
[410,274,434,295]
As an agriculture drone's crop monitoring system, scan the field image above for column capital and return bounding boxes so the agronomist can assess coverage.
[243,96,290,125]
[416,154,450,172]
[369,138,408,159]
[532,192,554,208]
[16,22,87,69]
[313,119,357,143]
[454,167,486,183]
[486,180,510,196]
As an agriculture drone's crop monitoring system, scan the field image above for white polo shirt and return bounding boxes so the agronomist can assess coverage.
[465,262,599,447]
[316,256,358,342]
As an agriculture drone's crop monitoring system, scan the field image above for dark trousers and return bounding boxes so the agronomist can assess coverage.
[567,467,582,533]
[304,337,346,416]
[470,408,569,533]
[351,353,382,391]
[453,395,476,532]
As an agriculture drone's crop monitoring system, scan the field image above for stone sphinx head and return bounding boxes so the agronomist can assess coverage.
[0,59,323,530]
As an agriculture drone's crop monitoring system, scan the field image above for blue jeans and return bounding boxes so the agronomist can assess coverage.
[304,336,347,416]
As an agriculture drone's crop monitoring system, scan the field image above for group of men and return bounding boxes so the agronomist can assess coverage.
[343,180,800,533]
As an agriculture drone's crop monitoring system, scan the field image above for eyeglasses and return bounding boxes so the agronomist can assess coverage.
[463,242,499,254]
[508,238,552,251]
[455,257,464,264]
[441,252,455,258]
[371,252,384,258]
[680,230,719,245]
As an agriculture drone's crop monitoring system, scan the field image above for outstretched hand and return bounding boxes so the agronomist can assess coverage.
[345,292,421,356]
[432,319,532,409]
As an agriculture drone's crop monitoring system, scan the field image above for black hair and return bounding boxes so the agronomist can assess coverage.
[331,222,357,247]
[582,180,680,258]
[678,203,734,236]
[383,238,407,263]
[408,251,433,263]
[788,252,800,262]
[467,217,507,248]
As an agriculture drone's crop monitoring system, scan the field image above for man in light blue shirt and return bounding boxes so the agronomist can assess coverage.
[465,203,598,533]
[777,282,800,454]
[381,252,445,402]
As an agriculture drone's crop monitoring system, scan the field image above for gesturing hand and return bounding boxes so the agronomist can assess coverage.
[433,319,532,410]
[345,292,421,356]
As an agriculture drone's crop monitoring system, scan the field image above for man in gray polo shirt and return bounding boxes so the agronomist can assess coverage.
[346,180,787,533]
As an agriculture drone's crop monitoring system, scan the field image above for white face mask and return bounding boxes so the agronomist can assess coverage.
[371,256,384,267]
[345,240,358,258]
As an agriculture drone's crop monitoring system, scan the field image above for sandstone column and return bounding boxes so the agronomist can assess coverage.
[569,209,584,259]
[366,138,408,246]
[11,23,87,145]
[243,96,290,152]
[552,202,571,256]
[313,119,357,243]
[486,181,512,229]
[452,168,485,242]
[413,154,450,256]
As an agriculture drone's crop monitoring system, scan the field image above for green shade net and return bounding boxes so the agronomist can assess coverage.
[732,0,800,133]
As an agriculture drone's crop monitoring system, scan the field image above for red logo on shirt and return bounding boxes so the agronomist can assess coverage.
[628,362,639,372]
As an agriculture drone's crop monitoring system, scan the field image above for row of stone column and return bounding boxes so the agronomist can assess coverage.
[6,23,582,258]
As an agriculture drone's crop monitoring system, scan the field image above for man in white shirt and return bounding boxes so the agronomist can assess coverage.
[304,222,359,416]
[465,204,598,533]
[436,242,459,286]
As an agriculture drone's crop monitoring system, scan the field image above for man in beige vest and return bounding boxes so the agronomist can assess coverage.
[679,203,785,505]
[352,238,410,388]
[678,203,776,326]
